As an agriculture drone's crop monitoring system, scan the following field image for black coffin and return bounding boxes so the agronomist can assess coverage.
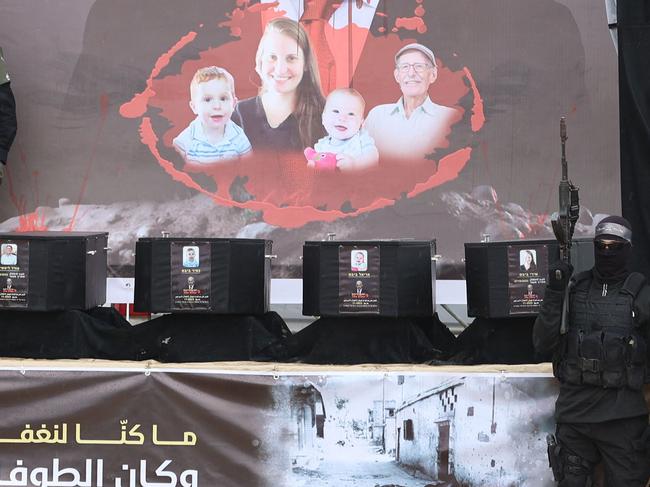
[134,237,272,314]
[464,237,594,318]
[302,240,436,318]
[0,231,108,311]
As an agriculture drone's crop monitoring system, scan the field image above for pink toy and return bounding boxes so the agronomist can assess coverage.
[304,147,337,171]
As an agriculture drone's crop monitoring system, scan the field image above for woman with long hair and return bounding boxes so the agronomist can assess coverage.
[237,17,326,153]
[520,249,537,272]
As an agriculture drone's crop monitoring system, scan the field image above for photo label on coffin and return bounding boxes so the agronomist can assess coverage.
[170,241,211,310]
[338,245,380,314]
[0,240,29,308]
[508,244,548,315]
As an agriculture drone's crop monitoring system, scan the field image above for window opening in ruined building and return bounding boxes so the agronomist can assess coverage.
[403,419,414,440]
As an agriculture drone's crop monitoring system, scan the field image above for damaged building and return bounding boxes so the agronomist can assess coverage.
[394,375,555,486]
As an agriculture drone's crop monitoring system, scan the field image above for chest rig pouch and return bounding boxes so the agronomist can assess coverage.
[555,271,647,390]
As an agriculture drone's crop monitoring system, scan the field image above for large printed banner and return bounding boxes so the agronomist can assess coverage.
[0,364,558,486]
[0,0,619,276]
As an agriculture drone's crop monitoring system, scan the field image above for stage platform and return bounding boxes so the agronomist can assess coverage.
[0,357,555,373]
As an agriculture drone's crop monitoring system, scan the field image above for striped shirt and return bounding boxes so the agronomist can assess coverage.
[173,118,251,163]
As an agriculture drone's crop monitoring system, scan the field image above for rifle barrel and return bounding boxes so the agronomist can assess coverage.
[560,117,568,180]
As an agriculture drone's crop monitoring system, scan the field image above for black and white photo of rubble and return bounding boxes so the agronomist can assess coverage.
[440,185,601,242]
[265,373,558,487]
[0,184,606,278]
[0,194,274,272]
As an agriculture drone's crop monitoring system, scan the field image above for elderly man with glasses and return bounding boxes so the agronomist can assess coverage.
[364,43,458,163]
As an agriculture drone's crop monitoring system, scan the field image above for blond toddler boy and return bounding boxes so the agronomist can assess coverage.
[173,66,251,163]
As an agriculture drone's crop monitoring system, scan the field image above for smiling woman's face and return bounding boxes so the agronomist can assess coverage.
[258,30,305,95]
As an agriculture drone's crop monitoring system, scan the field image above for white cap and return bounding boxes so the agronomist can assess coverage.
[394,43,437,68]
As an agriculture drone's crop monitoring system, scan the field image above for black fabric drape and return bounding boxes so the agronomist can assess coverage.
[284,314,456,364]
[0,308,145,360]
[0,309,290,362]
[449,316,539,365]
[618,1,650,278]
[147,312,291,363]
[0,309,542,365]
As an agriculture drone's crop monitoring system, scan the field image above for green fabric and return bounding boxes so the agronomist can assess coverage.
[0,47,10,85]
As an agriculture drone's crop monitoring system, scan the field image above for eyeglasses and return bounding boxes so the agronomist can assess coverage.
[594,239,627,251]
[396,62,434,74]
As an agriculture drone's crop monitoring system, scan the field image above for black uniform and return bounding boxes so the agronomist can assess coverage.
[0,47,17,168]
[534,220,650,486]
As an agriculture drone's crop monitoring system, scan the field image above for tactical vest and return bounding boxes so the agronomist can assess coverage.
[554,271,647,390]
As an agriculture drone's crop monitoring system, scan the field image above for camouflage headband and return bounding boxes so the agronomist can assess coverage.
[594,221,632,242]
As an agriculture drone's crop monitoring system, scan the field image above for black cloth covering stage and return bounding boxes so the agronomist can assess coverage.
[0,309,540,365]
[0,309,290,362]
[0,308,145,360]
[283,314,457,364]
[136,312,291,363]
[449,315,539,365]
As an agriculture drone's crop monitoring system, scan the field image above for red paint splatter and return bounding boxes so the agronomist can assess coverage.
[63,96,108,230]
[463,67,485,132]
[220,7,246,37]
[119,31,197,119]
[120,5,485,228]
[99,93,110,116]
[138,117,400,228]
[4,146,48,231]
[8,91,114,233]
[250,1,279,13]
[395,17,427,34]
[406,149,472,198]
[223,0,280,35]
[15,211,48,232]
[479,141,492,183]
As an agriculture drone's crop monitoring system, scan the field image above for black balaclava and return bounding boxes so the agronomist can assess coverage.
[593,215,632,282]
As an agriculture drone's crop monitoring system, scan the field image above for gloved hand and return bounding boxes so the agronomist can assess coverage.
[548,260,573,291]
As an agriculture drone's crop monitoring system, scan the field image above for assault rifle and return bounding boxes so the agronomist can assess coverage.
[550,117,580,334]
